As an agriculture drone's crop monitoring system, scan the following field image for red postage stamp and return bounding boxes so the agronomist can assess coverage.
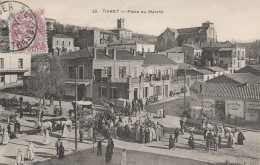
[9,9,48,53]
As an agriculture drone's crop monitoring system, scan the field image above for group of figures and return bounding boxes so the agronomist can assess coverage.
[1,121,21,145]
[156,107,166,118]
[135,114,165,143]
[15,142,35,165]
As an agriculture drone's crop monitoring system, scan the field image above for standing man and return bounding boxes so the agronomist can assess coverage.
[110,138,114,155]
[79,127,84,142]
[173,128,179,143]
[19,97,23,105]
[59,142,65,159]
[97,139,102,156]
[7,123,11,135]
[55,138,62,155]
[180,118,185,135]
[163,107,166,118]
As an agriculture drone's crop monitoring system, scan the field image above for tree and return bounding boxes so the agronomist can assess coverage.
[25,56,66,107]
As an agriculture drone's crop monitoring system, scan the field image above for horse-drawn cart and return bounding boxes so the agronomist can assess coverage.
[69,101,93,122]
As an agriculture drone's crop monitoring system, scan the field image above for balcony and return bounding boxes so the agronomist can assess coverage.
[94,76,111,83]
[0,68,29,73]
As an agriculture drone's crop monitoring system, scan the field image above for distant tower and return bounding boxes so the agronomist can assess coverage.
[117,18,124,29]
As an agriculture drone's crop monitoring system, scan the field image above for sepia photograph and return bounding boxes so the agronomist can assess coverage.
[0,0,259,164]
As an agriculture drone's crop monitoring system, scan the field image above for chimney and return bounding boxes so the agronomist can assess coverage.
[112,49,116,60]
[93,48,96,59]
[105,47,109,55]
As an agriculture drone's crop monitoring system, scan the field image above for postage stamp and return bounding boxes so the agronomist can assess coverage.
[9,8,48,53]
[0,0,38,52]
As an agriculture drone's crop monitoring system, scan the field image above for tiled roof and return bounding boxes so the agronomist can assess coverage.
[207,66,228,72]
[111,28,132,32]
[184,44,202,50]
[177,27,203,34]
[109,39,153,46]
[143,53,177,65]
[165,47,182,53]
[235,65,260,76]
[60,48,92,59]
[206,73,260,85]
[177,63,195,69]
[53,34,72,38]
[226,73,260,85]
[195,68,215,75]
[191,82,260,100]
[96,49,145,61]
[199,41,242,49]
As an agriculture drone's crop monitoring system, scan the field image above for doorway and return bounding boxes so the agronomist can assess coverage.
[134,88,138,100]
[215,100,225,120]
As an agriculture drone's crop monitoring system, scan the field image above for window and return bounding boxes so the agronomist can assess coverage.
[207,76,209,80]
[148,48,150,52]
[133,66,138,77]
[0,58,4,68]
[104,67,112,77]
[0,74,4,83]
[154,86,162,96]
[144,87,148,98]
[18,58,23,68]
[238,62,240,68]
[233,59,235,64]
[119,66,126,78]
[69,41,70,46]
[110,88,118,99]
[79,66,84,79]
[68,66,74,79]
[62,41,65,46]
[99,87,107,98]
[56,41,58,46]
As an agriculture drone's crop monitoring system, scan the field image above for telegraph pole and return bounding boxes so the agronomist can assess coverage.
[75,67,78,151]
[183,51,187,113]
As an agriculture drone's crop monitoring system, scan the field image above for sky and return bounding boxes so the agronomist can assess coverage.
[6,0,260,42]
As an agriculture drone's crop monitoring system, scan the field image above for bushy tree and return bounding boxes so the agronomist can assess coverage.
[25,56,66,106]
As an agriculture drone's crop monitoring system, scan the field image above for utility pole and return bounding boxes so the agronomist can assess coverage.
[183,51,187,113]
[75,67,78,151]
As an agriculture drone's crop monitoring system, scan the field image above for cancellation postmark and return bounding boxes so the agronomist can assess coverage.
[0,0,47,53]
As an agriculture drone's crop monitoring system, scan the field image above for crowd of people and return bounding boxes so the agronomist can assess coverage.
[135,115,165,143]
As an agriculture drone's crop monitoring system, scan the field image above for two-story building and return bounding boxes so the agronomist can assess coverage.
[160,47,184,64]
[142,53,178,100]
[108,39,155,53]
[76,28,118,48]
[0,53,31,86]
[52,34,80,54]
[201,41,246,73]
[110,18,133,40]
[182,44,203,67]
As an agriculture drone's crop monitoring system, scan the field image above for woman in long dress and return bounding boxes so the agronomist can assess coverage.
[15,148,23,165]
[26,142,34,160]
[2,128,9,145]
[121,149,127,165]
[62,125,69,138]
[88,127,93,140]
[43,129,51,144]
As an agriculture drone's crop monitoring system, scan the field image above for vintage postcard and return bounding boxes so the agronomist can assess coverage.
[0,0,259,165]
